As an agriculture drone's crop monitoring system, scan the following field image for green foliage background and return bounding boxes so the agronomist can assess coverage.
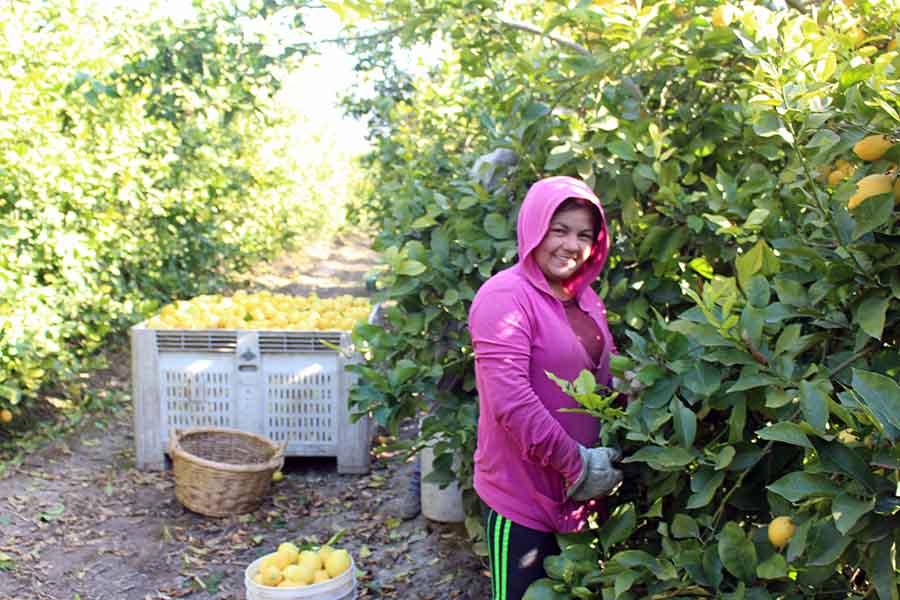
[0,0,362,431]
[342,0,900,597]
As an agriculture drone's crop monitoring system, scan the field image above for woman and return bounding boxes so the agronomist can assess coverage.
[468,175,622,599]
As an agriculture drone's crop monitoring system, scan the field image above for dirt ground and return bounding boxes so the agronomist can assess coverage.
[0,233,492,600]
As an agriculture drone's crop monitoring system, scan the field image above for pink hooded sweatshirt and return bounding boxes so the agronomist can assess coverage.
[469,176,616,533]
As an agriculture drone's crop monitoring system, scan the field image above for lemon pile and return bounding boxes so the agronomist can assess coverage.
[144,291,371,331]
[251,542,352,589]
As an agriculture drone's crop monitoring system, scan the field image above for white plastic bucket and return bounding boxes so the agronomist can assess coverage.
[420,444,465,523]
[244,555,356,600]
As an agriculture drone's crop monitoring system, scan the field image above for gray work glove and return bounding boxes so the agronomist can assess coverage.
[470,148,519,191]
[612,370,644,395]
[566,445,623,501]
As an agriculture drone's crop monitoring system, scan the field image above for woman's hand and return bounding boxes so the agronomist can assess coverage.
[566,445,623,501]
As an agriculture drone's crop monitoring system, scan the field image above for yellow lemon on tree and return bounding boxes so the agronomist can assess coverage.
[853,134,895,161]
[271,470,284,482]
[260,565,283,587]
[768,516,797,549]
[848,173,896,210]
[325,548,351,578]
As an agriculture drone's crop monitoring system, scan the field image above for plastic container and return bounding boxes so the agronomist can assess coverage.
[130,308,380,474]
[420,444,465,523]
[244,555,356,600]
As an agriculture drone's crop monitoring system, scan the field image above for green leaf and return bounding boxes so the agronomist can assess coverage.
[799,380,830,433]
[755,422,812,449]
[671,398,697,448]
[854,294,889,340]
[752,111,794,144]
[483,213,510,240]
[687,469,725,509]
[851,369,900,442]
[806,520,852,566]
[622,446,695,470]
[607,139,637,161]
[545,144,574,171]
[866,537,900,600]
[431,229,450,262]
[851,193,894,241]
[735,240,781,292]
[672,513,700,539]
[756,553,787,579]
[715,445,736,470]
[718,522,758,583]
[774,324,802,357]
[596,502,636,553]
[523,578,567,600]
[831,492,875,535]
[786,519,811,563]
[766,472,841,502]
[396,260,427,277]
[810,437,877,493]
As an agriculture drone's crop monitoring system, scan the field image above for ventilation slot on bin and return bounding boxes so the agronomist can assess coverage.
[157,331,238,353]
[258,331,344,353]
[163,370,235,429]
[266,371,337,446]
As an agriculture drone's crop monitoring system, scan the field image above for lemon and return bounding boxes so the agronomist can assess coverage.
[853,135,894,161]
[252,573,264,585]
[313,569,330,584]
[848,174,895,210]
[283,563,314,584]
[768,516,797,549]
[325,548,351,578]
[259,553,278,572]
[278,580,301,588]
[271,548,294,570]
[260,565,283,587]
[317,545,335,563]
[298,549,322,572]
[277,542,298,563]
[271,470,284,482]
[0,409,12,424]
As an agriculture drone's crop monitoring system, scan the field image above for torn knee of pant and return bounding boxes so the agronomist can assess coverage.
[518,547,539,569]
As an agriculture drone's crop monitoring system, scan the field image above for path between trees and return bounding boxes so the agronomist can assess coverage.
[0,233,491,600]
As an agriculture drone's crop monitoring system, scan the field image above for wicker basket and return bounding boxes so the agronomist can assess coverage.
[169,427,286,517]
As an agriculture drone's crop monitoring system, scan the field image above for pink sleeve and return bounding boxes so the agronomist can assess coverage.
[469,288,583,485]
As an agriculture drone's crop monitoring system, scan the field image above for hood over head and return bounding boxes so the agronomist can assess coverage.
[516,176,609,298]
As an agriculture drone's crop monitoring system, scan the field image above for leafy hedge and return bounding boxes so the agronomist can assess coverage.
[0,0,347,426]
[343,0,899,596]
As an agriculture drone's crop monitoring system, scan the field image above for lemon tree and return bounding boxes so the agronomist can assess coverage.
[339,0,899,595]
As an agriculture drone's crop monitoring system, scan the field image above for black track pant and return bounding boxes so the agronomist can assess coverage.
[485,507,560,600]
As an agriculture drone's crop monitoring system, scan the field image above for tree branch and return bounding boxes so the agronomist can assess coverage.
[497,18,591,57]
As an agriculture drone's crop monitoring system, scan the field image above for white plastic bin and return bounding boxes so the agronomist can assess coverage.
[131,324,371,474]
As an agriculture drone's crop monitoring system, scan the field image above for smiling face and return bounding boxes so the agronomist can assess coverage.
[533,202,597,298]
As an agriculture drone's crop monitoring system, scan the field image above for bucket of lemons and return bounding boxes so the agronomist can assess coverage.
[245,541,355,600]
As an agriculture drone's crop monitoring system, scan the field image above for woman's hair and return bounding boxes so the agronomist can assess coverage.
[554,197,602,240]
